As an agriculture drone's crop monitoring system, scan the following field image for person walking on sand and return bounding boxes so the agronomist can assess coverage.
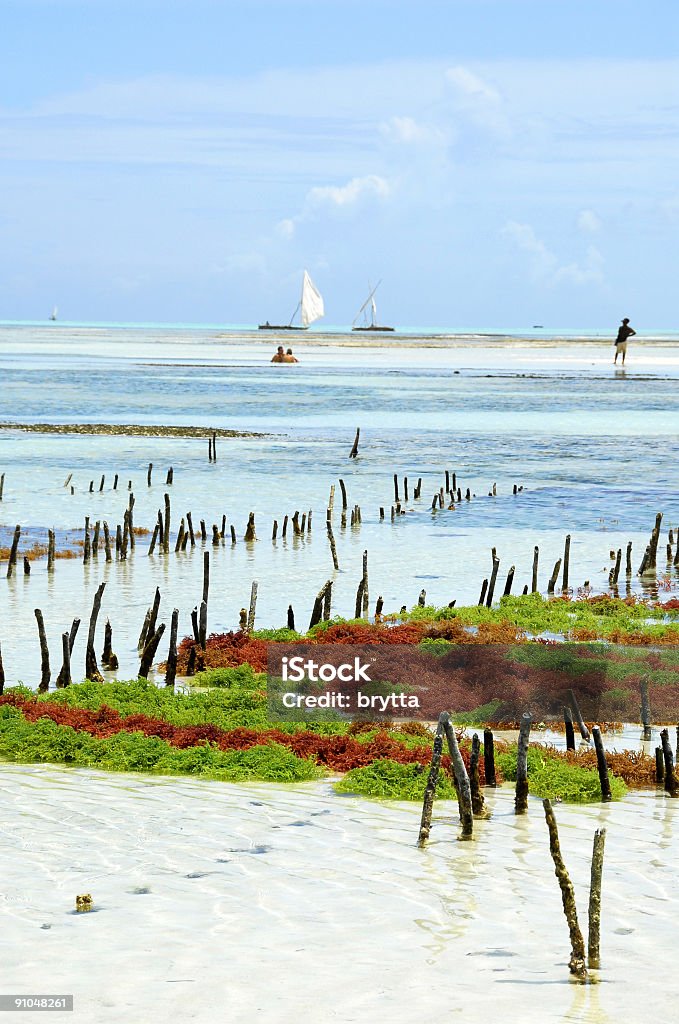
[614,318,636,365]
[271,345,285,363]
[282,348,299,363]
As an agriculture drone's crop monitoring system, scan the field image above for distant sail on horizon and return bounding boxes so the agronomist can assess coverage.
[300,271,324,328]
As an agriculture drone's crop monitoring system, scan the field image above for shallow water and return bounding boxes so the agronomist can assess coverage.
[2,764,678,1023]
[0,325,678,685]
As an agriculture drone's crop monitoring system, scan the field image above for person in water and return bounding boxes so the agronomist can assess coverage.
[614,318,636,365]
[283,348,299,363]
[271,346,285,363]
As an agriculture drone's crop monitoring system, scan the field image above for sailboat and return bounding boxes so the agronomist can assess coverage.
[352,281,394,332]
[259,271,324,330]
[49,306,58,321]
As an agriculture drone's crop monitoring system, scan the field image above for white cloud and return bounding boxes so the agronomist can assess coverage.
[379,116,447,146]
[503,222,604,287]
[306,174,391,209]
[577,209,601,233]
[445,67,501,104]
[277,218,295,239]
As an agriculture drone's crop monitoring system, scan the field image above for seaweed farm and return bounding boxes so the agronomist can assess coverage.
[1,325,679,1022]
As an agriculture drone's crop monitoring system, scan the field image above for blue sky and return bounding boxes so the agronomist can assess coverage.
[1,0,678,328]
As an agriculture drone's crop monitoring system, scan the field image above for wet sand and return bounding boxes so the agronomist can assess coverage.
[3,764,678,1023]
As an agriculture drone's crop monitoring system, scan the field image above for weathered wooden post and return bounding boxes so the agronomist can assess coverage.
[166,467,173,485]
[562,534,571,592]
[47,529,56,572]
[361,550,369,618]
[660,729,678,797]
[503,565,515,596]
[547,558,562,594]
[7,525,21,578]
[483,728,496,787]
[85,582,106,681]
[0,472,4,500]
[287,605,295,631]
[478,579,488,606]
[469,733,485,815]
[531,546,539,593]
[564,706,576,750]
[139,623,166,679]
[326,515,339,570]
[655,747,665,783]
[441,712,473,839]
[322,580,332,621]
[418,719,444,846]
[147,463,153,487]
[349,428,360,458]
[23,556,30,575]
[128,494,135,550]
[569,689,591,741]
[591,726,612,801]
[165,608,179,687]
[244,512,257,542]
[588,828,606,969]
[0,641,4,694]
[163,493,171,553]
[543,799,588,981]
[515,712,532,814]
[248,581,258,630]
[186,511,196,547]
[34,609,51,692]
[640,678,652,741]
[57,632,72,688]
[486,557,500,607]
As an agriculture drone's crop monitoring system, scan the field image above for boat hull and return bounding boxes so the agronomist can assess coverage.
[258,324,308,331]
[352,326,395,332]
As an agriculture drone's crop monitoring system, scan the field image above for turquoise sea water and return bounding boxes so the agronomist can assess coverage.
[0,323,677,684]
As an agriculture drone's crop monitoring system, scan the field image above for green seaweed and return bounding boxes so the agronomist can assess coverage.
[335,758,457,801]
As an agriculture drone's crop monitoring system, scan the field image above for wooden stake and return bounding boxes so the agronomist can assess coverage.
[543,799,588,981]
[591,726,612,801]
[418,720,444,846]
[248,581,258,630]
[85,582,106,682]
[531,545,539,593]
[483,728,497,787]
[163,493,171,553]
[562,534,571,592]
[640,678,652,740]
[57,631,71,689]
[564,706,576,750]
[441,712,473,839]
[486,557,500,607]
[349,428,360,458]
[47,529,56,572]
[587,828,606,969]
[469,733,485,815]
[7,525,21,578]
[287,605,295,631]
[34,608,51,692]
[503,565,515,596]
[139,623,166,679]
[165,609,179,687]
[660,729,678,797]
[569,689,591,741]
[515,712,532,814]
[547,558,562,594]
[244,512,257,542]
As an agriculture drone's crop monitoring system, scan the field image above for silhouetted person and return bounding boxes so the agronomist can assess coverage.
[271,345,285,363]
[614,318,636,365]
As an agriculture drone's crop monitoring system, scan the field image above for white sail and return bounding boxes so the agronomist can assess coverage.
[300,271,324,327]
[352,281,381,327]
[49,306,58,321]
